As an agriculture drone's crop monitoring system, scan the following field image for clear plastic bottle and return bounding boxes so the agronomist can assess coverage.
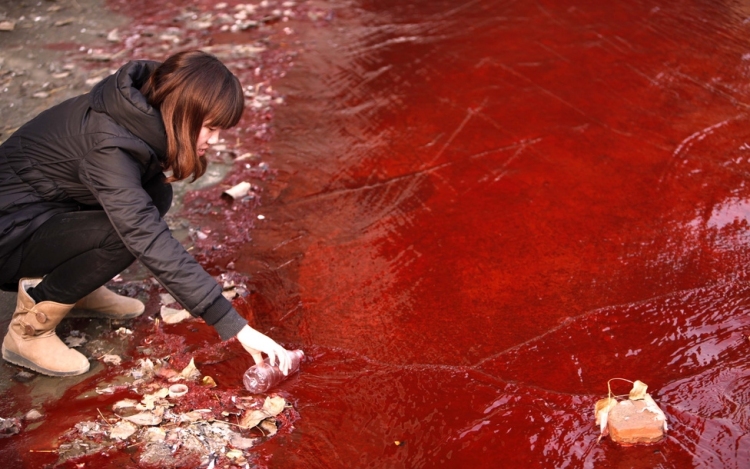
[243,349,305,393]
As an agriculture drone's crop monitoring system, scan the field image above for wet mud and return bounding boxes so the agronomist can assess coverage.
[2,0,750,468]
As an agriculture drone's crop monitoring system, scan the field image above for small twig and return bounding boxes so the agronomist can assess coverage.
[97,408,111,427]
[29,450,57,453]
[126,440,146,449]
[95,348,116,360]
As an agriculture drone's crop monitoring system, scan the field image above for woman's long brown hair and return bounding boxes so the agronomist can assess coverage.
[140,50,244,182]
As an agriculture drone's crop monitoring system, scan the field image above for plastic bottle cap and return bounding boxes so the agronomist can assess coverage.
[168,383,188,398]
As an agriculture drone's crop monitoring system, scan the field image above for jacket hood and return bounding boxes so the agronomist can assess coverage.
[90,60,167,158]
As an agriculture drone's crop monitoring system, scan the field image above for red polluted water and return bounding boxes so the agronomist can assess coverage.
[2,0,750,468]
[236,0,750,467]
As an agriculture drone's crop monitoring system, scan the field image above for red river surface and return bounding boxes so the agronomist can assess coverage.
[4,0,750,468]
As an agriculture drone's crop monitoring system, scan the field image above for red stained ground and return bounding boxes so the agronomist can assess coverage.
[3,0,750,468]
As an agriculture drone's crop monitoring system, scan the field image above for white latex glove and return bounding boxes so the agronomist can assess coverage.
[236,325,291,375]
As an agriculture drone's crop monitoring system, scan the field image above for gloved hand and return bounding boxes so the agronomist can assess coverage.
[236,325,291,375]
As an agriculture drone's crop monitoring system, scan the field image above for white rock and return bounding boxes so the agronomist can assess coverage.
[160,305,192,324]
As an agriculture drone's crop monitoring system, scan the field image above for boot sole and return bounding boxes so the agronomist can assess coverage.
[2,346,90,377]
[67,308,144,320]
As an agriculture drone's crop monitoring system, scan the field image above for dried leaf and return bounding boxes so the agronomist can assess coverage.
[229,434,258,449]
[226,449,244,459]
[629,380,648,401]
[594,397,618,441]
[121,411,162,426]
[180,358,201,380]
[138,388,170,410]
[259,419,278,436]
[201,376,217,387]
[109,421,137,440]
[239,396,286,428]
[112,399,138,411]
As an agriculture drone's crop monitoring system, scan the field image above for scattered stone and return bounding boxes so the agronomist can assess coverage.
[53,18,74,27]
[160,305,192,324]
[0,417,22,437]
[0,21,15,31]
[74,421,104,436]
[115,327,133,337]
[23,409,43,421]
[106,28,120,42]
[12,370,36,383]
[139,441,175,467]
[101,354,122,366]
[64,331,87,348]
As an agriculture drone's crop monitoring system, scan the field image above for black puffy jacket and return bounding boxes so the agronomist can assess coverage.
[0,60,247,340]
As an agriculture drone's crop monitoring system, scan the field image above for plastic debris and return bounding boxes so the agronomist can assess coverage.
[168,384,188,398]
[223,181,252,199]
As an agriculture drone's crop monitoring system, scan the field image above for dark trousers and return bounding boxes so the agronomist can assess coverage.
[9,210,135,304]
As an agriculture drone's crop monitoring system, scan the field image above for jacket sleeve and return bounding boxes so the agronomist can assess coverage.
[79,142,247,340]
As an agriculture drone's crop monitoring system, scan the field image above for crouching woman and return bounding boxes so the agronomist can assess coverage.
[0,50,291,376]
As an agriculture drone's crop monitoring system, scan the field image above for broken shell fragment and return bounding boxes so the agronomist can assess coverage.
[223,181,251,199]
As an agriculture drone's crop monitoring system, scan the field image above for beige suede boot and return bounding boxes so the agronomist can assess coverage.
[68,286,145,319]
[2,278,90,376]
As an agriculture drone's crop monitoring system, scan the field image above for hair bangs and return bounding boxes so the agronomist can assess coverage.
[205,75,244,129]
